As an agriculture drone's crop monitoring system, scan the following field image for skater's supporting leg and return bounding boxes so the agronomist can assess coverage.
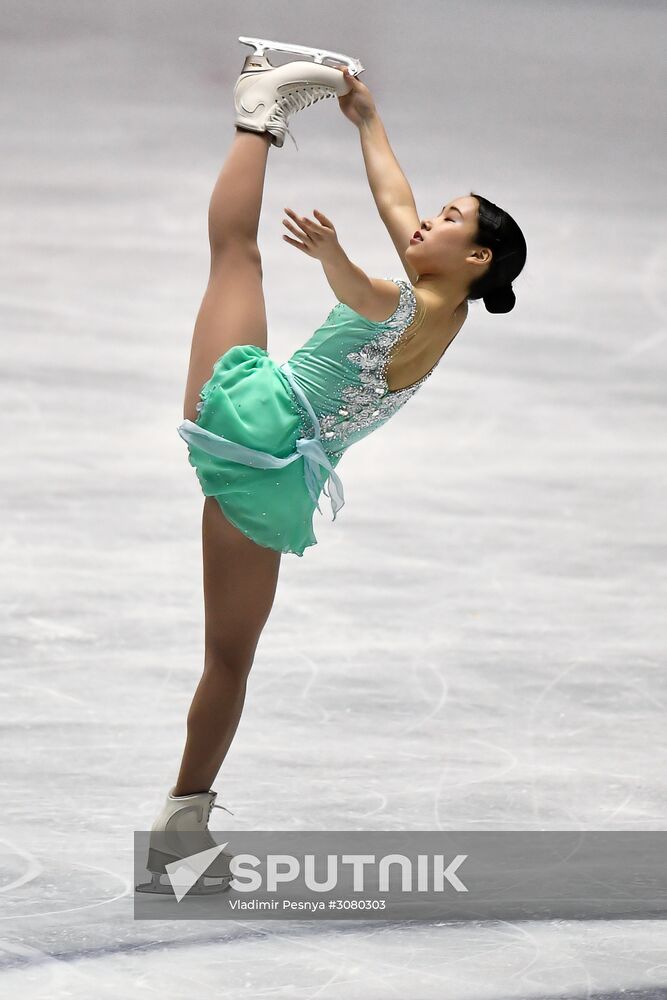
[182,130,273,424]
[173,497,282,796]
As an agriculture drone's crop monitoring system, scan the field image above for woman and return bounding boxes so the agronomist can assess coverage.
[138,38,527,894]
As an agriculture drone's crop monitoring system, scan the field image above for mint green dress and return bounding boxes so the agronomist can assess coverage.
[177,277,437,557]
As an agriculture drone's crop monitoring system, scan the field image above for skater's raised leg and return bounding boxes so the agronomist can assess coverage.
[182,129,272,425]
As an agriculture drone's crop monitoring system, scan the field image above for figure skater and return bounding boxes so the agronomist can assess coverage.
[137,36,527,894]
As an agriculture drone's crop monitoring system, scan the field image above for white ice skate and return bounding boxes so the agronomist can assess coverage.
[234,35,365,150]
[135,787,235,896]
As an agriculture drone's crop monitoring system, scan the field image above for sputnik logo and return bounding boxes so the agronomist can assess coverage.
[165,843,230,902]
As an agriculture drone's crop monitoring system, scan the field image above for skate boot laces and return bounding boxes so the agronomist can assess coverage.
[268,83,336,151]
[208,799,235,823]
[206,800,236,864]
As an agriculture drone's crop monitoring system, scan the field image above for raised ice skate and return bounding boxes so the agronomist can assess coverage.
[234,35,365,149]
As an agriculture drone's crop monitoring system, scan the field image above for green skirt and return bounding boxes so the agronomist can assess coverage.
[177,344,344,557]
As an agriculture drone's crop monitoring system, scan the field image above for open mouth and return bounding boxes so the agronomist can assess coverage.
[410,231,424,244]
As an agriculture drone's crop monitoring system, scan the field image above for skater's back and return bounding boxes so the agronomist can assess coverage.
[286,277,464,455]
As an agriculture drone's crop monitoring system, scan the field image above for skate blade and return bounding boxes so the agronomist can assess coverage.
[238,36,364,77]
[135,872,232,895]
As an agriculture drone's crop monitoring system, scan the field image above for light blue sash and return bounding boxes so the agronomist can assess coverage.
[176,361,345,521]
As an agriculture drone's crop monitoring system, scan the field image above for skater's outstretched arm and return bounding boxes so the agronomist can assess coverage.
[337,67,420,284]
[282,206,400,321]
[337,69,416,208]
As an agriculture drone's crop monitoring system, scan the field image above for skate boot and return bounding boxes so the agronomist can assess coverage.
[136,786,235,895]
[234,35,365,150]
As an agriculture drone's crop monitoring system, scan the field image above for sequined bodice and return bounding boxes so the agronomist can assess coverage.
[285,278,436,456]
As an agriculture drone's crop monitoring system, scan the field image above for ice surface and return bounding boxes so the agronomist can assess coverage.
[1,0,665,997]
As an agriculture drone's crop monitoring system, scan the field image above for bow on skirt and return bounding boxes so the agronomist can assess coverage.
[176,361,345,522]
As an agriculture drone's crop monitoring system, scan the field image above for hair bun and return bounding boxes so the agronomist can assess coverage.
[483,283,516,314]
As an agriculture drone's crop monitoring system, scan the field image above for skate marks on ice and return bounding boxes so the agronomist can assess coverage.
[2,918,667,999]
[0,837,131,923]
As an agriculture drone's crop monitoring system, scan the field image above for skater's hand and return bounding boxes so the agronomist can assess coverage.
[335,65,377,126]
[282,208,342,262]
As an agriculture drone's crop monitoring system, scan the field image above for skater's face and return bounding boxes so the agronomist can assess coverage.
[407,195,491,279]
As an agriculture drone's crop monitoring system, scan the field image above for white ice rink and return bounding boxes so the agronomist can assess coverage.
[1,0,666,996]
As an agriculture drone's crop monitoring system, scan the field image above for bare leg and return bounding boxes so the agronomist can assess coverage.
[182,129,273,424]
[174,498,281,796]
[175,129,282,797]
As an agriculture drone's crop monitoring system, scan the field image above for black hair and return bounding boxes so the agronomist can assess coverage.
[466,192,527,314]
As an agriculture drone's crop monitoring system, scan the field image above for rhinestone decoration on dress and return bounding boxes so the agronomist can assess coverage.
[319,278,436,446]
